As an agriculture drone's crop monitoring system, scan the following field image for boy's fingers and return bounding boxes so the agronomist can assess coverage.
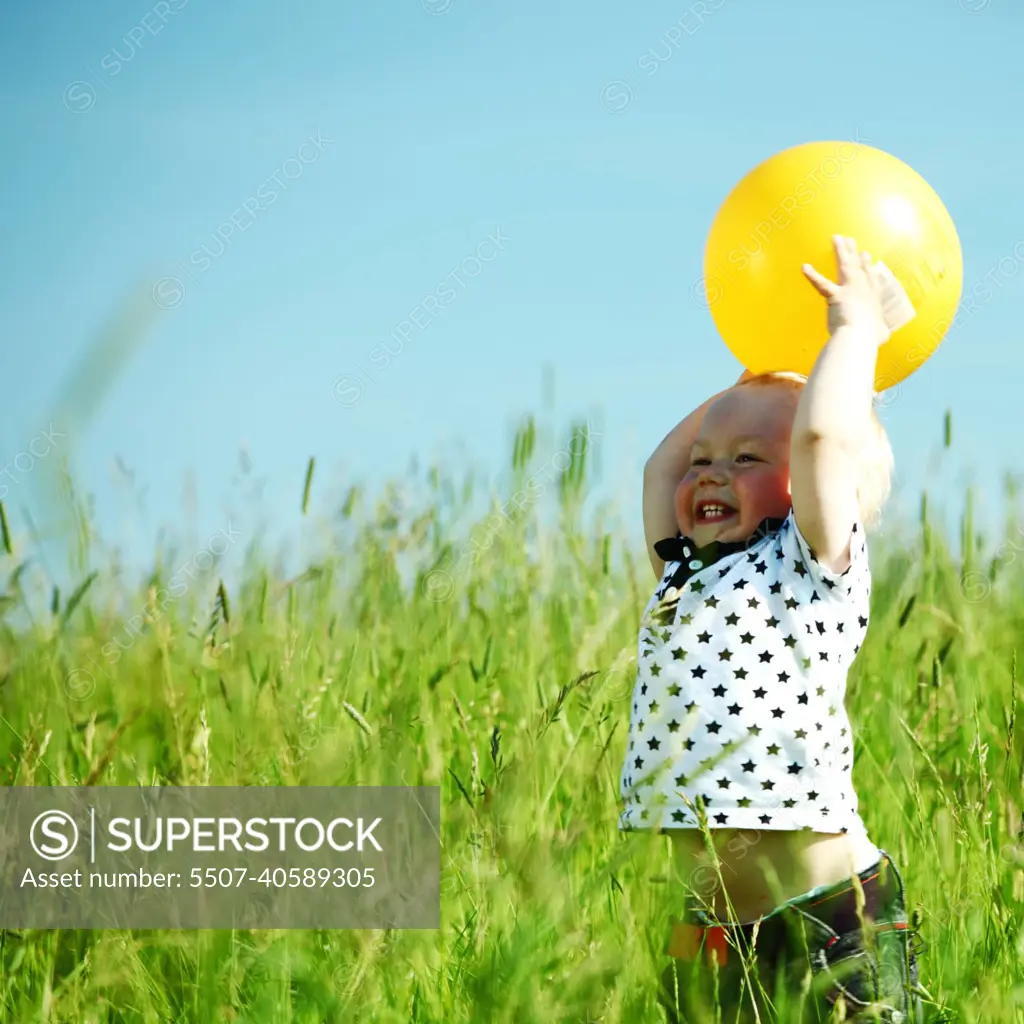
[801,263,836,297]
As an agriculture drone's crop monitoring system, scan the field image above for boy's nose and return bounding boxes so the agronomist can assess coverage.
[697,464,728,485]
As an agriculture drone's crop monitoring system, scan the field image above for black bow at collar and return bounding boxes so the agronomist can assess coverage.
[654,516,787,591]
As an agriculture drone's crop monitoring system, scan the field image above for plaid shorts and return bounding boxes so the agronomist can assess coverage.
[658,850,924,1023]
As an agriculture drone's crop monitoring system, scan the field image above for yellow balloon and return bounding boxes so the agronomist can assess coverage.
[701,141,963,390]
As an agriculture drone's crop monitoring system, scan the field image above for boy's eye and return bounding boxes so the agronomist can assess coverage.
[736,453,759,463]
[691,457,710,466]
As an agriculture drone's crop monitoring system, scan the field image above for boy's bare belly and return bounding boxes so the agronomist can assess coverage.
[670,828,878,923]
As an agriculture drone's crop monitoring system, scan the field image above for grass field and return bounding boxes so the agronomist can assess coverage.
[1,413,1023,1023]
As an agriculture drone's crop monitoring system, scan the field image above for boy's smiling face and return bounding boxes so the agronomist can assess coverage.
[674,383,799,547]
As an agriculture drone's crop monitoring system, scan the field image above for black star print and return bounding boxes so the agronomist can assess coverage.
[667,719,680,733]
[725,613,740,625]
[836,622,844,633]
[807,790,818,801]
[748,724,762,736]
[668,683,681,696]
[717,777,731,789]
[648,737,661,751]
[818,652,828,662]
[759,651,772,663]
[766,743,780,755]
[733,579,747,590]
[640,683,648,695]
[762,780,775,791]
[787,762,802,775]
[650,663,662,675]
[634,756,643,769]
[815,621,826,635]
[794,728,807,739]
[783,634,797,648]
[683,738,695,751]
[816,686,825,697]
[684,701,697,712]
[672,810,687,823]
[742,760,756,773]
[797,693,808,705]
[672,647,687,660]
[759,814,771,824]
[718,649,733,662]
[858,615,867,628]
[714,812,728,824]
[794,561,807,578]
[747,597,759,609]
[765,616,779,628]
[727,703,742,716]
[691,579,705,593]
[753,686,766,699]
[650,700,660,714]
[734,667,748,680]
[769,581,782,594]
[778,671,790,683]
[691,666,706,679]
[697,631,711,643]
[737,797,751,807]
[785,598,798,610]
[712,684,726,697]
[740,631,754,644]
[783,798,796,808]
[675,773,688,786]
[755,561,767,574]
[706,721,722,734]
[705,595,718,607]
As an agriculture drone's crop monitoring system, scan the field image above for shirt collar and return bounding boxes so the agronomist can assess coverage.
[654,516,787,577]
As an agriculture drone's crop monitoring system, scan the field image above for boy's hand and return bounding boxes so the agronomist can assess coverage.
[801,235,892,346]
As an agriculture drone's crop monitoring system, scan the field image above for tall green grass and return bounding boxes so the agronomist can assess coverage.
[1,412,1023,1023]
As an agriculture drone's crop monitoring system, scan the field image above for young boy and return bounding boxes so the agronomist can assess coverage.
[620,237,923,1022]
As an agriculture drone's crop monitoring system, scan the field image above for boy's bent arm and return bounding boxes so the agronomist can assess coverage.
[789,324,877,574]
[643,373,748,580]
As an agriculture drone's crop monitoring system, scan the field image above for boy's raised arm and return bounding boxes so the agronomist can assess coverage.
[789,236,891,574]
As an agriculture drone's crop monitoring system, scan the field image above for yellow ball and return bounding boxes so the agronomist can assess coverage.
[701,141,963,390]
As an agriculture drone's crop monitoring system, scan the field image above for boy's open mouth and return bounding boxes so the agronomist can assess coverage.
[695,499,737,524]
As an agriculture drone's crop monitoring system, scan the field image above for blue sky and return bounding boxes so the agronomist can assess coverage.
[1,0,1022,594]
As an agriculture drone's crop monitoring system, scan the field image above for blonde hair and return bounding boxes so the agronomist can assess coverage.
[734,371,894,529]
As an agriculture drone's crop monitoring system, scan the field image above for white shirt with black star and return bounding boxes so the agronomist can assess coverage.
[618,510,871,835]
